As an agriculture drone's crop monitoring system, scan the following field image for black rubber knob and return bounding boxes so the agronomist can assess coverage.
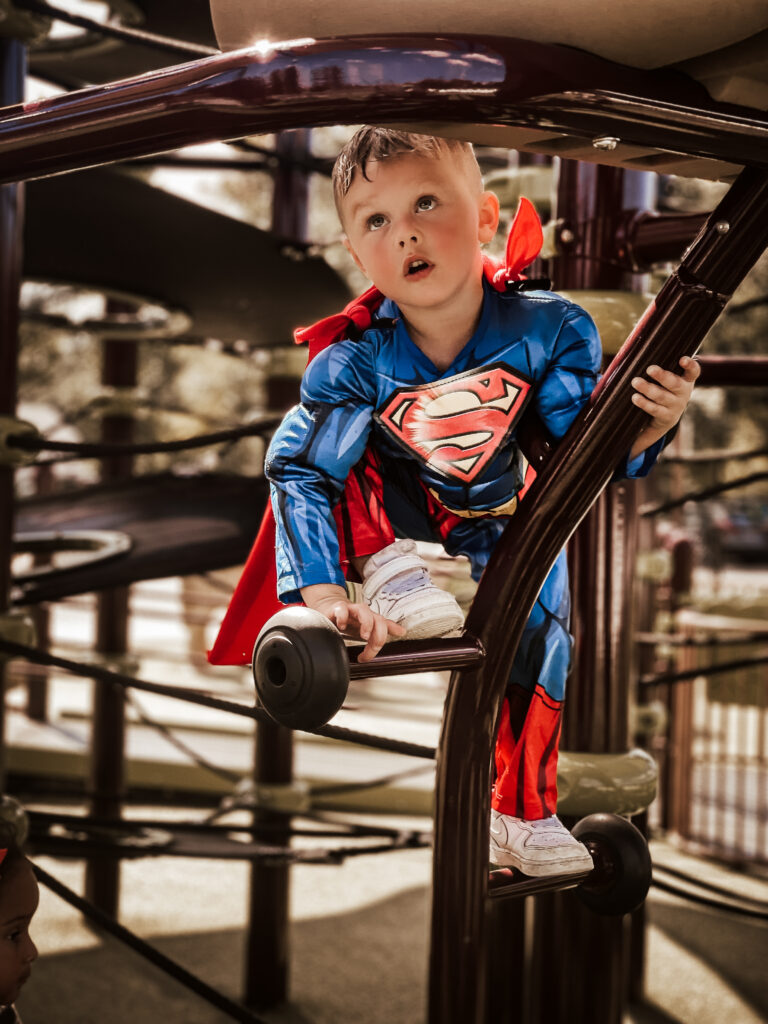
[252,607,349,730]
[573,812,652,916]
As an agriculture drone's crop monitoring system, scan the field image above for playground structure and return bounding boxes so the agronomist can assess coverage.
[0,2,768,1022]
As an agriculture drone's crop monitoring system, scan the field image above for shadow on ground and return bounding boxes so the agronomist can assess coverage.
[18,885,430,1024]
[646,898,768,1021]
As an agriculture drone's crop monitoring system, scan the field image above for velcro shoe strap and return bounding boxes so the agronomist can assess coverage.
[361,553,428,599]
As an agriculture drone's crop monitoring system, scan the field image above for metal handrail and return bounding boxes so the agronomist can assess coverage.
[428,167,768,1023]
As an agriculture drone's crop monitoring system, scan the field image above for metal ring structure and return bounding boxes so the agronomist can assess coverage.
[12,529,132,582]
[20,279,192,340]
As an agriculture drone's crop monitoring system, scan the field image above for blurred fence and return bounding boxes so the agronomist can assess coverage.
[645,603,768,865]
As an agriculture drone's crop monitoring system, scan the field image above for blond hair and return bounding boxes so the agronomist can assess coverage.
[332,127,481,219]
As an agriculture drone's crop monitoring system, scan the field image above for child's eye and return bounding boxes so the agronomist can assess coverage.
[367,213,387,231]
[416,196,436,212]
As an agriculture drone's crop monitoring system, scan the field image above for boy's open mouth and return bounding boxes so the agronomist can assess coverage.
[405,258,432,278]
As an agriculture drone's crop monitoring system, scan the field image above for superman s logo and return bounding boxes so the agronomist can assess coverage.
[375,363,532,483]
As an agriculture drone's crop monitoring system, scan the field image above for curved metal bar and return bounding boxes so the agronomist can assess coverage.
[12,528,132,582]
[697,354,768,386]
[428,167,768,1023]
[348,635,485,679]
[1,34,768,183]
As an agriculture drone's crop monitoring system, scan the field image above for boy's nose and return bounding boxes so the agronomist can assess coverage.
[24,937,38,963]
[398,233,419,248]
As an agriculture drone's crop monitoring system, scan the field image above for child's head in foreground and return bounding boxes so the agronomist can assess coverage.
[0,828,38,1007]
[332,127,499,313]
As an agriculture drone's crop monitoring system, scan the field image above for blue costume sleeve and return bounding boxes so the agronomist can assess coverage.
[534,303,602,440]
[533,300,667,479]
[265,340,378,603]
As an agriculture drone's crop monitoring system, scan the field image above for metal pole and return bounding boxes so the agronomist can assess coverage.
[528,159,647,1024]
[428,166,768,1024]
[84,324,136,916]
[245,720,293,1009]
[244,132,309,1007]
[0,37,25,789]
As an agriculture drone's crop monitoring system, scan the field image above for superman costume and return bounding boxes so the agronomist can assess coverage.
[209,201,662,819]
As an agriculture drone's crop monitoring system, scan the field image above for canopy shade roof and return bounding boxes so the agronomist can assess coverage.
[211,0,768,107]
[209,2,768,180]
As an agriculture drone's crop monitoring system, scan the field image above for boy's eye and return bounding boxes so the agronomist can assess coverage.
[367,214,387,231]
[416,195,436,212]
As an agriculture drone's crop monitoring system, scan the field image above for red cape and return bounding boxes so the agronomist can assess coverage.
[207,199,543,664]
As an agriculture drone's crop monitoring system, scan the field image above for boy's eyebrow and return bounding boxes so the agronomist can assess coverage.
[344,197,377,222]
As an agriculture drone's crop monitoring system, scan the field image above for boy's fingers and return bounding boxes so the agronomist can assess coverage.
[331,602,349,632]
[348,603,373,640]
[357,614,386,662]
[632,378,676,405]
[356,614,405,662]
[642,366,687,393]
[679,356,701,381]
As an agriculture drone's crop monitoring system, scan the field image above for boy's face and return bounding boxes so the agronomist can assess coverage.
[0,862,39,1006]
[341,150,499,318]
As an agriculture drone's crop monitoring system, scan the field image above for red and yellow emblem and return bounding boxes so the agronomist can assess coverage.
[375,363,532,483]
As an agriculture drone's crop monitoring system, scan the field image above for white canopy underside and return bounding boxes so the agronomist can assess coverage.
[210,1,768,179]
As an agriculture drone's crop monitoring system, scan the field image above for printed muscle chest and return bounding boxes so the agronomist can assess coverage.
[375,363,532,483]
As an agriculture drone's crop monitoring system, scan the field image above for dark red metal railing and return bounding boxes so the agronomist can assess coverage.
[428,167,768,1022]
[1,35,768,184]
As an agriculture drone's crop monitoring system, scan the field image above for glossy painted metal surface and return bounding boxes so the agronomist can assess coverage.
[247,719,293,1009]
[243,141,306,1009]
[1,35,768,184]
[540,161,643,1024]
[487,867,588,900]
[85,321,137,916]
[348,636,485,680]
[697,355,768,386]
[428,167,768,1023]
[0,37,24,788]
[618,210,708,271]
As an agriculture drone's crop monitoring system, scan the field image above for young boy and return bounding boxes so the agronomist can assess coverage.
[266,128,699,876]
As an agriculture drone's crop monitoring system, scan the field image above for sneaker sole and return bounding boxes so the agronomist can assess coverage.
[489,845,594,878]
[401,608,465,639]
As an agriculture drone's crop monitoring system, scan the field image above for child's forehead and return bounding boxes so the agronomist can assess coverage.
[343,151,464,208]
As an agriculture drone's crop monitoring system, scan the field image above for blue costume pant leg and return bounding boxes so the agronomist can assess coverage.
[375,465,572,820]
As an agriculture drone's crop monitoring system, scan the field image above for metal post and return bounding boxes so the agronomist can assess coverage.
[0,37,25,789]
[526,160,651,1024]
[243,131,310,1007]
[85,325,136,916]
[245,720,293,1008]
[25,462,53,722]
[426,167,768,1024]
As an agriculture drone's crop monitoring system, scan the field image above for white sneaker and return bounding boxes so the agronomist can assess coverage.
[489,810,594,877]
[361,540,464,640]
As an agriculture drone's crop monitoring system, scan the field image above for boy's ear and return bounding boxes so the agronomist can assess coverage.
[343,235,368,276]
[478,191,500,244]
